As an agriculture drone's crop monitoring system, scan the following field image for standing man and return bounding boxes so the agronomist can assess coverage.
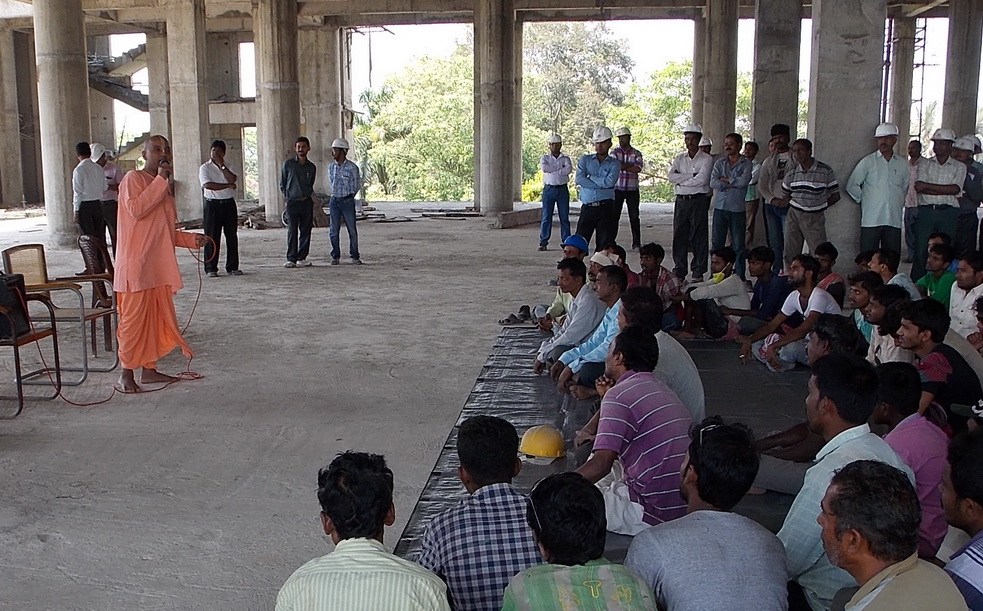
[72,141,107,240]
[575,126,620,252]
[114,135,207,394]
[280,136,317,268]
[846,123,909,254]
[667,124,714,281]
[710,133,753,279]
[904,140,923,263]
[912,128,966,280]
[781,138,840,270]
[744,140,762,247]
[952,137,983,254]
[328,137,362,266]
[611,126,644,250]
[758,124,794,274]
[538,134,572,251]
[91,143,123,255]
[198,139,241,277]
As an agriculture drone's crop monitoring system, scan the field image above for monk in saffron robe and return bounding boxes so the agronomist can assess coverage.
[114,135,206,392]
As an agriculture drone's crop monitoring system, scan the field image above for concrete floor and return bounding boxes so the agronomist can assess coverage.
[0,202,804,609]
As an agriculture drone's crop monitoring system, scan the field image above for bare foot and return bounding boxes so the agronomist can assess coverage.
[140,368,179,384]
[116,369,142,393]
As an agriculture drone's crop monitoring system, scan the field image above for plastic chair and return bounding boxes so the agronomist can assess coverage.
[0,281,61,418]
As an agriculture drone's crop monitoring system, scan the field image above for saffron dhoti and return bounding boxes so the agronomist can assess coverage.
[116,286,192,371]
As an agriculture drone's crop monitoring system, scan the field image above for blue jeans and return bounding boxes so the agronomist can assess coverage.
[712,208,747,279]
[540,185,571,247]
[764,204,788,274]
[329,195,360,260]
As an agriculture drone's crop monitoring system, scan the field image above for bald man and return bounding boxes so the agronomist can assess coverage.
[114,135,206,393]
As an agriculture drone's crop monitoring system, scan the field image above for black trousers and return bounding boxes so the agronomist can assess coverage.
[77,200,105,240]
[203,198,240,273]
[101,200,118,256]
[576,199,615,252]
[672,193,711,278]
[285,198,314,263]
[614,189,642,247]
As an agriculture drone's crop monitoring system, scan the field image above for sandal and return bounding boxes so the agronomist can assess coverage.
[517,305,532,321]
[498,313,523,325]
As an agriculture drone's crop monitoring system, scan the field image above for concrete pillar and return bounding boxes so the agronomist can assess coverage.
[214,124,244,200]
[146,32,170,138]
[808,0,885,267]
[473,23,481,207]
[34,0,90,246]
[751,0,801,144]
[702,0,739,148]
[15,32,42,205]
[299,26,343,192]
[942,0,983,137]
[87,35,116,151]
[0,28,23,207]
[890,17,916,149]
[254,0,300,223]
[339,28,354,147]
[475,0,515,215]
[513,18,523,201]
[691,14,706,126]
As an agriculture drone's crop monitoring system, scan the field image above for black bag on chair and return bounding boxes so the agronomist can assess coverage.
[0,274,29,340]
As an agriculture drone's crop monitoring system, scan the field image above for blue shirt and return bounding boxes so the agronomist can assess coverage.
[947,530,983,610]
[558,300,622,373]
[710,156,752,212]
[329,158,361,198]
[751,274,792,321]
[575,153,620,204]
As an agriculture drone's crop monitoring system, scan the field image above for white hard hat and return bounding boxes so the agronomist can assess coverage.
[683,124,703,135]
[965,134,982,155]
[90,143,108,162]
[614,126,631,137]
[699,136,713,148]
[953,136,976,152]
[931,128,956,142]
[874,123,899,138]
[331,138,350,149]
[592,126,613,143]
[547,134,562,144]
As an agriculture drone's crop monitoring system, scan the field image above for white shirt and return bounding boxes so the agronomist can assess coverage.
[72,158,107,210]
[780,286,842,318]
[654,331,706,422]
[949,282,983,339]
[689,274,753,321]
[668,150,714,195]
[199,160,236,200]
[540,153,572,186]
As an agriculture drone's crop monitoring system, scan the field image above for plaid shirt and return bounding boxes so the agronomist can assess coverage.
[328,158,361,198]
[612,146,644,191]
[415,483,543,611]
[640,265,684,305]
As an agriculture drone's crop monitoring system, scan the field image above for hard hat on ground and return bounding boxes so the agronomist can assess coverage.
[592,126,613,143]
[331,138,350,149]
[519,425,566,465]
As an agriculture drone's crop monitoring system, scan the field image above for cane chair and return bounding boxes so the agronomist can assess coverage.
[0,282,61,418]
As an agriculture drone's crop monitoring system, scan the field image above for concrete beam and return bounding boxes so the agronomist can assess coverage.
[208,100,254,124]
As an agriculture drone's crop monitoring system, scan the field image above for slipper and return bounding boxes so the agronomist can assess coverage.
[517,305,532,321]
[498,313,523,325]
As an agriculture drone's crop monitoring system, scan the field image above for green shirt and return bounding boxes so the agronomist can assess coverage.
[501,559,656,611]
[915,270,956,308]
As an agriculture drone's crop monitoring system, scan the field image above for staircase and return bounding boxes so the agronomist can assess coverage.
[87,44,148,112]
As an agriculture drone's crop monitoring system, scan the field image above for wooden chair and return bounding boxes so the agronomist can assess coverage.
[2,243,117,386]
[0,280,61,418]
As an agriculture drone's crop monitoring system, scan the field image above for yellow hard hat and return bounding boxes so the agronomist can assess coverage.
[520,425,565,464]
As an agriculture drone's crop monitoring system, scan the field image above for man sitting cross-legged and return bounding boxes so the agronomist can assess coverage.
[534,257,606,374]
[727,245,793,336]
[943,430,983,610]
[275,452,450,611]
[637,242,684,331]
[625,418,788,611]
[673,246,751,340]
[501,472,657,611]
[415,416,542,611]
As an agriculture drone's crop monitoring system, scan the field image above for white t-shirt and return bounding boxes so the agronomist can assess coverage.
[199,160,236,200]
[780,287,842,318]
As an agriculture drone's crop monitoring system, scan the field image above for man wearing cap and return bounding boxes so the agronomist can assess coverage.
[757,124,794,274]
[328,137,362,265]
[198,139,241,277]
[913,128,967,279]
[952,136,983,255]
[92,143,123,255]
[846,123,909,255]
[668,125,714,281]
[780,139,840,271]
[73,141,108,241]
[611,127,645,250]
[539,134,572,251]
[575,127,621,252]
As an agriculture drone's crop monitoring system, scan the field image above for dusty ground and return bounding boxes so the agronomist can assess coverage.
[0,202,685,610]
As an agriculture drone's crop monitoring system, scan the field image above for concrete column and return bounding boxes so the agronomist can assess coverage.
[475,0,515,215]
[339,28,354,146]
[214,124,244,200]
[15,32,42,205]
[702,0,739,148]
[691,14,706,126]
[0,28,23,207]
[34,0,90,246]
[513,18,523,201]
[890,17,916,149]
[254,0,300,223]
[299,26,342,192]
[808,0,885,267]
[473,22,481,207]
[751,0,801,144]
[87,35,116,151]
[146,32,170,138]
[942,0,983,136]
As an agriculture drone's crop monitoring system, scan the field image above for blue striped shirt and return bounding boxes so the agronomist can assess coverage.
[329,159,361,198]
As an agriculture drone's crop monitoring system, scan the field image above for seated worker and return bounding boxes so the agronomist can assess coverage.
[501,472,657,611]
[738,254,842,372]
[275,452,450,611]
[917,242,957,307]
[537,234,590,332]
[896,298,983,433]
[848,271,884,347]
[871,362,948,560]
[815,241,846,308]
[602,243,640,288]
[625,418,788,611]
[951,250,983,340]
[416,416,541,611]
[865,284,917,365]
[929,231,960,274]
[820,461,965,611]
[575,325,692,535]
[943,430,983,610]
[637,242,684,331]
[725,245,793,336]
[778,354,912,611]
[673,246,750,340]
[855,250,874,273]
[967,295,983,356]
[534,258,606,373]
[871,247,921,300]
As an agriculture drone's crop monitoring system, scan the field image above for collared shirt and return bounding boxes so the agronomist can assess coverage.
[752,274,793,322]
[846,150,909,228]
[502,559,657,611]
[782,159,839,212]
[778,424,913,611]
[846,553,966,611]
[73,158,107,210]
[959,160,983,214]
[917,270,956,308]
[276,537,450,611]
[853,308,875,343]
[906,158,921,208]
[593,370,691,525]
[280,157,317,203]
[867,329,916,366]
[888,272,921,301]
[415,483,542,611]
[329,158,361,198]
[667,150,713,195]
[538,286,607,362]
[575,154,620,203]
[947,530,983,610]
[101,161,124,202]
[640,265,684,305]
[950,282,983,338]
[559,300,622,373]
[758,150,794,205]
[710,156,752,212]
[612,146,644,191]
[198,160,236,200]
[540,153,572,186]
[917,156,967,208]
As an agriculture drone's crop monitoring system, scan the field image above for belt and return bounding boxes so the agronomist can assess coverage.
[543,183,568,188]
[583,199,614,207]
[921,204,956,211]
[333,193,356,199]
[676,193,708,200]
[206,197,235,203]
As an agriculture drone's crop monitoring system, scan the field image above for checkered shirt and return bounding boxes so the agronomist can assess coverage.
[612,146,644,191]
[415,483,543,611]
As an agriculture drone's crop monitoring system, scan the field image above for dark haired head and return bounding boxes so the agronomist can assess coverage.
[848,271,883,294]
[725,132,743,146]
[811,314,861,356]
[598,265,628,294]
[815,242,838,260]
[527,472,605,565]
[975,295,983,319]
[620,286,663,330]
[612,325,660,372]
[930,242,956,264]
[317,451,394,540]
[745,141,759,154]
[875,362,921,418]
[949,430,983,507]
[770,124,791,137]
[872,248,901,274]
[928,232,952,246]
[899,298,950,343]
[76,141,91,157]
[295,136,311,146]
[870,284,910,309]
[747,245,775,264]
[812,353,879,425]
[711,246,737,265]
[961,250,983,274]
[855,250,874,265]
[457,416,519,488]
[639,243,665,260]
[557,257,587,282]
[792,138,813,151]
[793,254,821,281]
[686,417,759,511]
[210,139,227,152]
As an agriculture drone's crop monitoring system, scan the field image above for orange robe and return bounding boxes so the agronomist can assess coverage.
[114,171,198,370]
